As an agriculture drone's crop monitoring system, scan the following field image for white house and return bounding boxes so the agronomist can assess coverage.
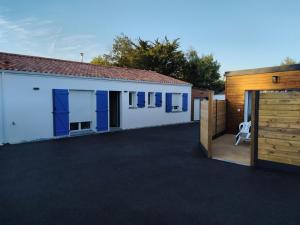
[0,52,192,145]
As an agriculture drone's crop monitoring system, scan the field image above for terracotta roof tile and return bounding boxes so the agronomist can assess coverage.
[0,52,190,85]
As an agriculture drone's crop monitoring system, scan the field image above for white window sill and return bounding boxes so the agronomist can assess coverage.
[148,105,156,108]
[129,106,138,109]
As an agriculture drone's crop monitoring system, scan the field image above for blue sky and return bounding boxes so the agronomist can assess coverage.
[0,0,299,74]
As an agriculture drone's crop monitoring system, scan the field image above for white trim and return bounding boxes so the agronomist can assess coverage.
[0,69,192,87]
[244,91,252,122]
[244,91,248,122]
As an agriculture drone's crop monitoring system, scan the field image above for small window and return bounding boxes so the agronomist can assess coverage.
[70,122,79,131]
[81,121,91,130]
[172,93,182,111]
[129,91,137,107]
[148,92,155,107]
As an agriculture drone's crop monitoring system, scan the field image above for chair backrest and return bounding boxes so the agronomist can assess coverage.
[239,121,251,134]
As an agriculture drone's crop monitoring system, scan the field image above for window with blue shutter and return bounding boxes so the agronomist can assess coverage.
[166,93,172,112]
[96,91,109,131]
[137,92,145,108]
[52,89,69,136]
[182,93,188,111]
[155,92,162,107]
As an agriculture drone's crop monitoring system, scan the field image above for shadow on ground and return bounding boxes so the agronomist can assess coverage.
[0,123,300,225]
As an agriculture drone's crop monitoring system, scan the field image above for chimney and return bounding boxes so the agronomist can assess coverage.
[80,52,84,62]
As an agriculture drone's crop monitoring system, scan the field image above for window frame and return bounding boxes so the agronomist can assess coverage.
[148,92,155,107]
[171,93,182,112]
[129,91,137,108]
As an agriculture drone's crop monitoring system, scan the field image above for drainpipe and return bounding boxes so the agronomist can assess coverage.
[0,71,4,145]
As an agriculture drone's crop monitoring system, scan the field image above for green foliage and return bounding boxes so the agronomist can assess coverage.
[91,35,224,92]
[184,49,224,92]
[281,57,297,65]
[90,55,111,66]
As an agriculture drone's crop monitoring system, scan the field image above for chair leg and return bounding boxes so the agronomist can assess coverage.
[235,136,241,146]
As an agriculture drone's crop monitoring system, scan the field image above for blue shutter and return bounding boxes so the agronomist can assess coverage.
[52,89,69,136]
[166,93,172,112]
[96,91,108,132]
[155,92,162,107]
[137,92,145,108]
[182,93,188,112]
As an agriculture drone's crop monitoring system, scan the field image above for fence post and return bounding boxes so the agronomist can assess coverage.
[215,100,218,136]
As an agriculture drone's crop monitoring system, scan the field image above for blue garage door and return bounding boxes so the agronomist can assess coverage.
[52,89,69,136]
[96,90,109,131]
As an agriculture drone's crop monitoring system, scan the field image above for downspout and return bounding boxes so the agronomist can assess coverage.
[0,71,4,145]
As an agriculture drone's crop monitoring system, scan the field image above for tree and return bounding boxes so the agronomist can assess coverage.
[281,57,297,65]
[133,37,187,79]
[91,35,224,92]
[90,55,111,66]
[184,49,224,92]
[91,35,186,79]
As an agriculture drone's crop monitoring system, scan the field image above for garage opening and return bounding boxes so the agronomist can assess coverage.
[109,91,120,128]
[69,90,94,134]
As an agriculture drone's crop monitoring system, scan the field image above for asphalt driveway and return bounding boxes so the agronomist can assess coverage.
[1,123,300,225]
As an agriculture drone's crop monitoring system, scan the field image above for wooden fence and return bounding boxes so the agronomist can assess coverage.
[199,91,226,157]
[212,100,226,137]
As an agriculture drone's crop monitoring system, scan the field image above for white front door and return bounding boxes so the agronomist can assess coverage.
[193,98,200,121]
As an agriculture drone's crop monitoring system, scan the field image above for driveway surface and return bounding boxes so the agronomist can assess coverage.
[1,123,300,225]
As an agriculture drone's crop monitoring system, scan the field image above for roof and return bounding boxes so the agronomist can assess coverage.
[225,64,300,76]
[0,52,190,85]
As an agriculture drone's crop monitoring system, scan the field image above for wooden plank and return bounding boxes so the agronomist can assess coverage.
[258,126,300,135]
[259,110,300,117]
[259,104,300,111]
[259,99,300,105]
[258,137,300,148]
[259,116,300,123]
[259,121,300,129]
[258,130,300,141]
[260,92,300,99]
[258,153,300,166]
[257,141,300,153]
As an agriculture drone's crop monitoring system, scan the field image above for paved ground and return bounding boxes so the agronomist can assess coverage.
[1,123,300,225]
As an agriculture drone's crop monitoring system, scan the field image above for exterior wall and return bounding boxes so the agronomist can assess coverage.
[226,70,300,133]
[191,88,210,121]
[1,71,191,144]
[257,91,300,166]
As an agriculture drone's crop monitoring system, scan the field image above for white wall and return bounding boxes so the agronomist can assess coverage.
[214,94,225,100]
[1,71,191,144]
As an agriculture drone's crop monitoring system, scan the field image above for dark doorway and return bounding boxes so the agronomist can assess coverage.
[109,91,120,127]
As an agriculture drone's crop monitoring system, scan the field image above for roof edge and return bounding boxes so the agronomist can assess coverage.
[225,64,300,76]
[0,69,193,87]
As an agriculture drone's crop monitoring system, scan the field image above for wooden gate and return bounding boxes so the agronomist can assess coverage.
[256,90,300,169]
[199,92,213,157]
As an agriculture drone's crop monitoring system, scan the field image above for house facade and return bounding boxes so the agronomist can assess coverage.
[0,52,192,145]
[225,64,300,133]
[224,64,300,172]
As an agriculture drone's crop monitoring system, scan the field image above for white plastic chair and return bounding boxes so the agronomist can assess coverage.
[235,121,251,145]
